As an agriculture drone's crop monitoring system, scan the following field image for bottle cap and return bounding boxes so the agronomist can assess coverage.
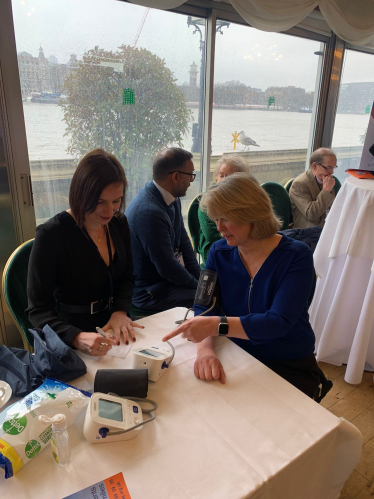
[38,413,67,430]
[51,414,67,431]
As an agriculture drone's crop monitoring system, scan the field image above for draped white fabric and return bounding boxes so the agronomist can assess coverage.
[229,0,318,33]
[310,177,374,384]
[319,0,374,46]
[230,0,374,45]
[130,0,374,47]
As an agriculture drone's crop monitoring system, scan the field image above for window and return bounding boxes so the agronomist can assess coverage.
[212,21,324,186]
[331,49,374,184]
[12,0,205,223]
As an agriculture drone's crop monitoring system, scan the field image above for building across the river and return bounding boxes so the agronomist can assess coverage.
[17,46,75,97]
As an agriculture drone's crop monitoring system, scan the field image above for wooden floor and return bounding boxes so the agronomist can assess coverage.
[319,362,374,498]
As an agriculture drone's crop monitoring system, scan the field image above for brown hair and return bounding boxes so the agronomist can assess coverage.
[200,172,281,240]
[69,148,127,227]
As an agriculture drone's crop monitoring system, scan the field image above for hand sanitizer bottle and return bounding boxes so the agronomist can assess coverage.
[38,414,70,466]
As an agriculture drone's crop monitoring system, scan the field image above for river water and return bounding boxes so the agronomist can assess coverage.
[23,102,369,161]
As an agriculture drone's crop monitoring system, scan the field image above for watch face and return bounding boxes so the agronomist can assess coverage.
[218,322,229,336]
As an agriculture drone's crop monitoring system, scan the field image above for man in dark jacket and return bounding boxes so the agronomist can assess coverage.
[126,148,201,312]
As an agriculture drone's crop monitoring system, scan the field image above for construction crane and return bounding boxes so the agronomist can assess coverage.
[133,8,150,48]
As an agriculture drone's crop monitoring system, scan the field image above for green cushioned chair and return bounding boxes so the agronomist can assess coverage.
[187,194,202,254]
[261,182,292,231]
[2,239,35,351]
[333,175,341,196]
[284,178,294,193]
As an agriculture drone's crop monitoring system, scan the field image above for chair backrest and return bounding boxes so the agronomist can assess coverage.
[284,178,294,193]
[261,182,291,231]
[187,194,202,253]
[333,175,341,196]
[2,239,35,350]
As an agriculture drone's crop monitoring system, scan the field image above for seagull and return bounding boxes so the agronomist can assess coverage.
[238,130,260,151]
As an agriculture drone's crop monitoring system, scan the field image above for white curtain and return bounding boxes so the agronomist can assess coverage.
[229,0,374,46]
[129,0,374,47]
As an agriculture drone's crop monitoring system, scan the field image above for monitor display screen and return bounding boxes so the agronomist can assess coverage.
[98,399,123,422]
[139,349,163,358]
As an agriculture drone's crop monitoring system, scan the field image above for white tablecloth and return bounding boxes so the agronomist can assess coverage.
[1,308,362,499]
[310,176,374,384]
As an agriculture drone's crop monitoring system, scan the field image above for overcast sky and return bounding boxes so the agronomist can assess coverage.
[12,0,374,93]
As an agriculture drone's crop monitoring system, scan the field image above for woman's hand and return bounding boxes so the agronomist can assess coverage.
[102,311,144,345]
[194,345,226,384]
[162,316,219,343]
[72,332,116,357]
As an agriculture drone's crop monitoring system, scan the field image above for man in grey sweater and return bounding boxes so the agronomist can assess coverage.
[126,148,201,312]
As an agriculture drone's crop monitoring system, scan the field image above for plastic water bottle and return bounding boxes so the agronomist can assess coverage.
[38,414,70,466]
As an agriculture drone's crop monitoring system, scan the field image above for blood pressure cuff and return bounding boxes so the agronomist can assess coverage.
[94,369,148,398]
[194,269,221,310]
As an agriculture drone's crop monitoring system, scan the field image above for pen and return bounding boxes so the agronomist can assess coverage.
[96,327,109,339]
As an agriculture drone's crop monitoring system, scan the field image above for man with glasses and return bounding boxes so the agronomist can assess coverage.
[126,148,201,312]
[290,148,337,228]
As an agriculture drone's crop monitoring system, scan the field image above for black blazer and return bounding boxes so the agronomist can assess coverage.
[26,211,134,347]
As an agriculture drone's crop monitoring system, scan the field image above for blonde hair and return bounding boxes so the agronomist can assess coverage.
[200,172,282,240]
[213,154,250,181]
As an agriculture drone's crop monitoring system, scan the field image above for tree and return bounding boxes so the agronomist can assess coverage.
[60,46,191,199]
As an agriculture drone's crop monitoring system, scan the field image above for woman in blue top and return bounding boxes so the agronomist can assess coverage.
[163,173,323,399]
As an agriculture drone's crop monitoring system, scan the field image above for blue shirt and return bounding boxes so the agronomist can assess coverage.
[194,235,316,362]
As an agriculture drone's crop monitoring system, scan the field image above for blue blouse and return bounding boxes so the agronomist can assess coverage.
[194,235,316,362]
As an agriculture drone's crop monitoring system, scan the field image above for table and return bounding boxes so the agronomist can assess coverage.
[1,307,362,499]
[310,176,374,384]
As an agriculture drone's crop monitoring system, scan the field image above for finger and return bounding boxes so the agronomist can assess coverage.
[96,337,116,347]
[203,362,213,381]
[194,361,200,379]
[96,341,114,351]
[120,327,130,345]
[162,327,184,342]
[101,324,115,337]
[127,325,136,342]
[211,361,221,381]
[131,323,145,330]
[198,363,206,381]
[112,327,121,345]
[91,344,111,357]
[219,364,226,384]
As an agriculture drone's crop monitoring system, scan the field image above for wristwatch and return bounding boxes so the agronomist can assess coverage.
[218,316,229,336]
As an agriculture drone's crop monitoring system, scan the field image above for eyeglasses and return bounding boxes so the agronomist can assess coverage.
[317,163,337,172]
[168,171,196,181]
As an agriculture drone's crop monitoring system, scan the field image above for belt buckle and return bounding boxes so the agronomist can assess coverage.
[91,300,103,315]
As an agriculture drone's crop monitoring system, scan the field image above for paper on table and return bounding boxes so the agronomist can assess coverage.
[106,338,133,359]
[98,328,133,359]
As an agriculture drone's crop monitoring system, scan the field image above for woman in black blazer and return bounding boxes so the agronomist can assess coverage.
[27,148,142,356]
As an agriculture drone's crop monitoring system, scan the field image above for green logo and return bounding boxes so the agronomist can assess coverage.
[3,414,27,435]
[25,439,41,459]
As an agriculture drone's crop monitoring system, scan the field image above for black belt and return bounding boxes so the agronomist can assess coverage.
[57,297,113,315]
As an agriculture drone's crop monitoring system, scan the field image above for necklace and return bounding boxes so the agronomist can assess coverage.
[85,225,105,243]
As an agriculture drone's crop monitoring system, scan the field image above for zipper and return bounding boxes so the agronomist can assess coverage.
[238,250,262,314]
[248,279,253,314]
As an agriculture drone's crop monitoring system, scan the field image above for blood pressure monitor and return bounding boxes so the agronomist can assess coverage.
[131,343,174,382]
[83,392,144,443]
